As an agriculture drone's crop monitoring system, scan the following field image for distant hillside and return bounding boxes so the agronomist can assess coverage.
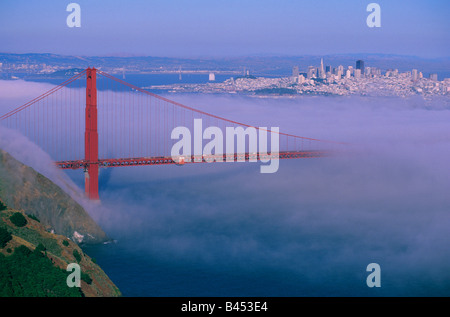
[1,52,449,76]
[0,205,121,297]
[46,68,85,77]
[0,149,108,244]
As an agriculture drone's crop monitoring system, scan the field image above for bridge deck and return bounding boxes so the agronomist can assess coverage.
[55,150,331,170]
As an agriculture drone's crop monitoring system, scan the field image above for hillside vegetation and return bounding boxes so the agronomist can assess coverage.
[0,205,121,297]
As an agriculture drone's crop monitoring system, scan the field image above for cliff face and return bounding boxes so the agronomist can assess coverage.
[0,149,108,244]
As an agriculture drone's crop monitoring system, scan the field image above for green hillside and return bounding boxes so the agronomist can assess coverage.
[0,204,121,297]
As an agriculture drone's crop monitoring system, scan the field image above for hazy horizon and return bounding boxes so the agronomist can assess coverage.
[2,51,450,60]
[1,0,448,58]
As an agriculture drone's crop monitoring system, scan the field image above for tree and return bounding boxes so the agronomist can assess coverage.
[73,249,82,262]
[10,212,28,227]
[0,227,12,248]
[27,214,40,223]
[81,272,93,285]
[0,245,83,296]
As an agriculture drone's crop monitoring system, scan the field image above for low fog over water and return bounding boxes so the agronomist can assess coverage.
[1,80,449,296]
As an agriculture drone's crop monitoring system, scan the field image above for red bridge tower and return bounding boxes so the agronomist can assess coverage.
[85,68,99,200]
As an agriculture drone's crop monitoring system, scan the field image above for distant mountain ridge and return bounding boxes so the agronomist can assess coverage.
[47,68,85,77]
[1,52,449,76]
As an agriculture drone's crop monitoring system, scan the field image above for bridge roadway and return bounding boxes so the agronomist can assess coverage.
[55,150,331,170]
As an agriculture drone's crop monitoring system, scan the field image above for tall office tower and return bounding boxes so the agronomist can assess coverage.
[307,66,315,79]
[356,60,365,74]
[429,73,438,81]
[354,69,362,79]
[209,72,216,81]
[319,58,325,78]
[412,69,418,81]
[325,66,331,73]
[292,66,299,77]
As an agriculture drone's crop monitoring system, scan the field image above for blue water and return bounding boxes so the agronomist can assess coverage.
[73,92,450,297]
[80,161,376,297]
[21,73,233,89]
[79,153,450,297]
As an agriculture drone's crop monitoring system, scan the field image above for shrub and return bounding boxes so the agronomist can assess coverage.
[10,212,28,227]
[81,272,93,284]
[35,243,46,255]
[14,245,32,256]
[0,227,12,248]
[27,214,40,223]
[0,201,7,211]
[73,249,82,262]
[62,240,69,247]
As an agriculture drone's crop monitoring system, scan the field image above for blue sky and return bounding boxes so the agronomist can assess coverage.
[0,0,448,57]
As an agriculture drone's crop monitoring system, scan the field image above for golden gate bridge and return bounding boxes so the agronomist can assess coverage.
[0,68,345,200]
